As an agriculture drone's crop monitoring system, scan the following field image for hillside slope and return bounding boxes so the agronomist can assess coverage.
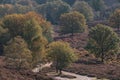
[0,56,54,80]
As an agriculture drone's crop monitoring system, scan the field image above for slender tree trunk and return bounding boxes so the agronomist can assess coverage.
[101,48,104,63]
[101,53,104,63]
[59,69,62,75]
[56,69,58,73]
[56,66,58,73]
[56,65,59,73]
[71,25,74,36]
[71,28,74,36]
[0,44,3,55]
[117,24,120,32]
[56,61,59,73]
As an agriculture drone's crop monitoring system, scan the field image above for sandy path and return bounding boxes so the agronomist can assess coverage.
[32,63,98,80]
[54,71,97,80]
[32,63,109,80]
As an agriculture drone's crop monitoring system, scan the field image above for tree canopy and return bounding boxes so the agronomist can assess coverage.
[60,11,86,35]
[37,0,70,24]
[87,0,106,11]
[1,12,53,64]
[86,24,120,62]
[4,36,32,69]
[109,9,120,31]
[62,0,76,5]
[47,41,76,74]
[72,1,94,21]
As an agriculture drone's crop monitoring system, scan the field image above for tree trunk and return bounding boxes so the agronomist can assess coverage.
[56,69,58,73]
[71,29,74,36]
[117,24,120,32]
[101,52,104,63]
[0,44,3,56]
[56,61,59,73]
[71,26,74,36]
[59,69,62,75]
[56,67,58,73]
[101,47,104,63]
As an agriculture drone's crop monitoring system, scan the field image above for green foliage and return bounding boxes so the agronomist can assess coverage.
[35,0,76,5]
[2,14,26,37]
[86,24,120,62]
[0,0,12,4]
[2,12,52,43]
[0,26,8,37]
[16,0,35,6]
[0,4,14,17]
[0,26,10,44]
[0,0,36,5]
[14,4,35,14]
[60,11,86,35]
[25,12,53,42]
[62,0,76,5]
[72,1,94,21]
[4,36,32,69]
[109,9,120,31]
[37,0,70,24]
[46,0,57,2]
[0,2,36,18]
[88,0,106,11]
[0,26,10,55]
[35,0,47,4]
[47,41,76,74]
[2,12,52,64]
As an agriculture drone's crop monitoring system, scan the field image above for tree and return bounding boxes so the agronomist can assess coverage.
[0,43,3,55]
[0,0,13,4]
[22,18,48,64]
[0,0,34,5]
[0,26,10,55]
[47,41,76,74]
[2,12,52,64]
[85,24,120,63]
[25,12,53,42]
[0,4,36,18]
[109,9,120,32]
[16,0,35,6]
[0,4,14,17]
[37,0,70,24]
[35,0,47,4]
[2,13,26,37]
[72,1,94,21]
[2,12,52,44]
[60,11,86,36]
[14,4,35,14]
[0,26,8,41]
[0,26,8,55]
[62,0,76,5]
[4,36,32,69]
[87,0,106,11]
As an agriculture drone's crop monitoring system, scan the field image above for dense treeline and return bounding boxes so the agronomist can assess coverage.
[0,12,53,67]
[0,0,119,23]
[0,11,76,70]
